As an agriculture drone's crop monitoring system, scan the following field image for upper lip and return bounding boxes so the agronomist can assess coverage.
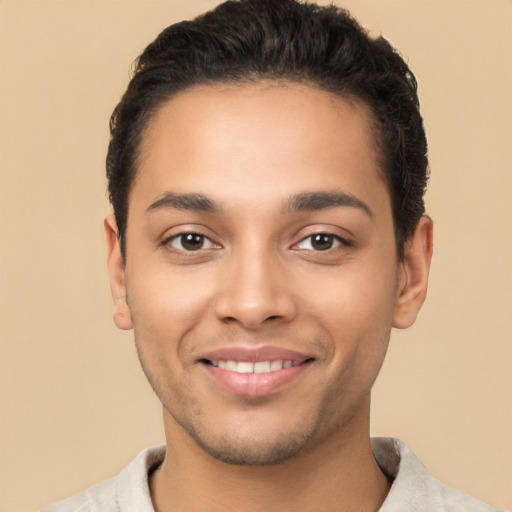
[198,346,315,364]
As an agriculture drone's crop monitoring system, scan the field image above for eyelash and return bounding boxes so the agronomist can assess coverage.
[294,233,350,252]
[163,231,350,253]
[163,232,219,252]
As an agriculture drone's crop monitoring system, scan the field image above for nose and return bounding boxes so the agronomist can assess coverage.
[214,246,298,330]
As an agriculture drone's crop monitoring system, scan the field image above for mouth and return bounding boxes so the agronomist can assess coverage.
[198,348,315,397]
[201,358,313,374]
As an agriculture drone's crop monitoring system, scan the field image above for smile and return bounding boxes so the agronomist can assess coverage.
[207,359,302,373]
[199,349,315,397]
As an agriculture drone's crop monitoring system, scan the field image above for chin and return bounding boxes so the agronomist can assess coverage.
[167,400,323,466]
[186,427,315,466]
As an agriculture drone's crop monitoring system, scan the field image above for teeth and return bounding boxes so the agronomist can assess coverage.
[270,360,283,371]
[254,361,270,373]
[237,362,254,373]
[210,359,299,374]
[226,360,238,371]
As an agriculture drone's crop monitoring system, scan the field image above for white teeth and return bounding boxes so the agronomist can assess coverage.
[270,360,283,371]
[254,361,271,373]
[226,360,238,371]
[210,359,299,373]
[236,362,254,373]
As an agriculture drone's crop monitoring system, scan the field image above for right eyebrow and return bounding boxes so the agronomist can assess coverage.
[146,192,222,214]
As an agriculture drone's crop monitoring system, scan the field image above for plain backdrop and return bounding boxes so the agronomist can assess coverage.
[0,1,511,510]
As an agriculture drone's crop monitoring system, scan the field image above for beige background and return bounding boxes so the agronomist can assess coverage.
[0,1,510,510]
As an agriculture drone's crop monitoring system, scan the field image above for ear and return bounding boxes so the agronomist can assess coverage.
[104,214,133,330]
[393,215,433,329]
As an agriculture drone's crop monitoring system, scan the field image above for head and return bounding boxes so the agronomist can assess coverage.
[104,0,433,467]
[106,0,428,262]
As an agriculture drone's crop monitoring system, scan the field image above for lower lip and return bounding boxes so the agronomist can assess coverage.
[201,362,312,398]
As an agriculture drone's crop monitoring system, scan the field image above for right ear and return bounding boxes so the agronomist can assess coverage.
[104,214,133,330]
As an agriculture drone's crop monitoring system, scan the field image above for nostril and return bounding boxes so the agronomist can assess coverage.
[221,316,238,324]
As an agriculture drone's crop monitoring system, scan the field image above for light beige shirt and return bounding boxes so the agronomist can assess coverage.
[42,438,502,511]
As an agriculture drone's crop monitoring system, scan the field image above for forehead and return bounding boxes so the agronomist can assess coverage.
[133,82,389,213]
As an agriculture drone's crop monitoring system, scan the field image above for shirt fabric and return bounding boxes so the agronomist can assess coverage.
[42,437,502,511]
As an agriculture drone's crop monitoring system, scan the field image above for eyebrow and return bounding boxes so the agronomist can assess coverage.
[146,192,222,214]
[282,191,373,218]
[146,190,373,218]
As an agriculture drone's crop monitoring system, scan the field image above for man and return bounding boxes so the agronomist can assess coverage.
[43,0,500,510]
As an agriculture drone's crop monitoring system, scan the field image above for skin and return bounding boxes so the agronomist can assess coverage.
[105,83,433,511]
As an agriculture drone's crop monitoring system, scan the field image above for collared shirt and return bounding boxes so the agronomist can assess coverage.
[42,437,502,511]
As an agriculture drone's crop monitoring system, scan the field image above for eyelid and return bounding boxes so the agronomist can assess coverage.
[293,233,349,251]
[162,230,221,252]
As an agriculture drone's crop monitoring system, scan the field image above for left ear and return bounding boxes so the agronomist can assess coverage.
[393,215,433,329]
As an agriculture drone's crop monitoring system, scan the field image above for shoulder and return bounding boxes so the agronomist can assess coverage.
[372,437,503,512]
[41,445,166,512]
[40,477,117,512]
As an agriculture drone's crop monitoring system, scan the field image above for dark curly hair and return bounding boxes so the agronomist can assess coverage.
[106,0,428,260]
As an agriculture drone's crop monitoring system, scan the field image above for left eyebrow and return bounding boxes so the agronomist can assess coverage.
[146,192,222,214]
[282,191,374,218]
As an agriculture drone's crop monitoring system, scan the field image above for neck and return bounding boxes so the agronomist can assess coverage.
[150,401,390,512]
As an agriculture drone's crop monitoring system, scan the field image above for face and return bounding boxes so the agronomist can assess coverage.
[106,83,430,465]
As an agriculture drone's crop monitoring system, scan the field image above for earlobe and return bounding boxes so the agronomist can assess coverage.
[104,214,133,330]
[392,215,433,329]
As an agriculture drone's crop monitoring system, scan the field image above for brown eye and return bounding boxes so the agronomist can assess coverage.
[311,234,335,250]
[181,234,204,250]
[295,233,346,251]
[167,233,216,251]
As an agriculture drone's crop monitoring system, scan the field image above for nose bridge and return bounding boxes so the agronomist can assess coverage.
[215,237,297,328]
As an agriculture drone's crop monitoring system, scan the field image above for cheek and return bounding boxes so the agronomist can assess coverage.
[126,268,213,402]
[309,257,398,363]
[306,261,398,325]
[128,256,216,311]
[126,265,216,354]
